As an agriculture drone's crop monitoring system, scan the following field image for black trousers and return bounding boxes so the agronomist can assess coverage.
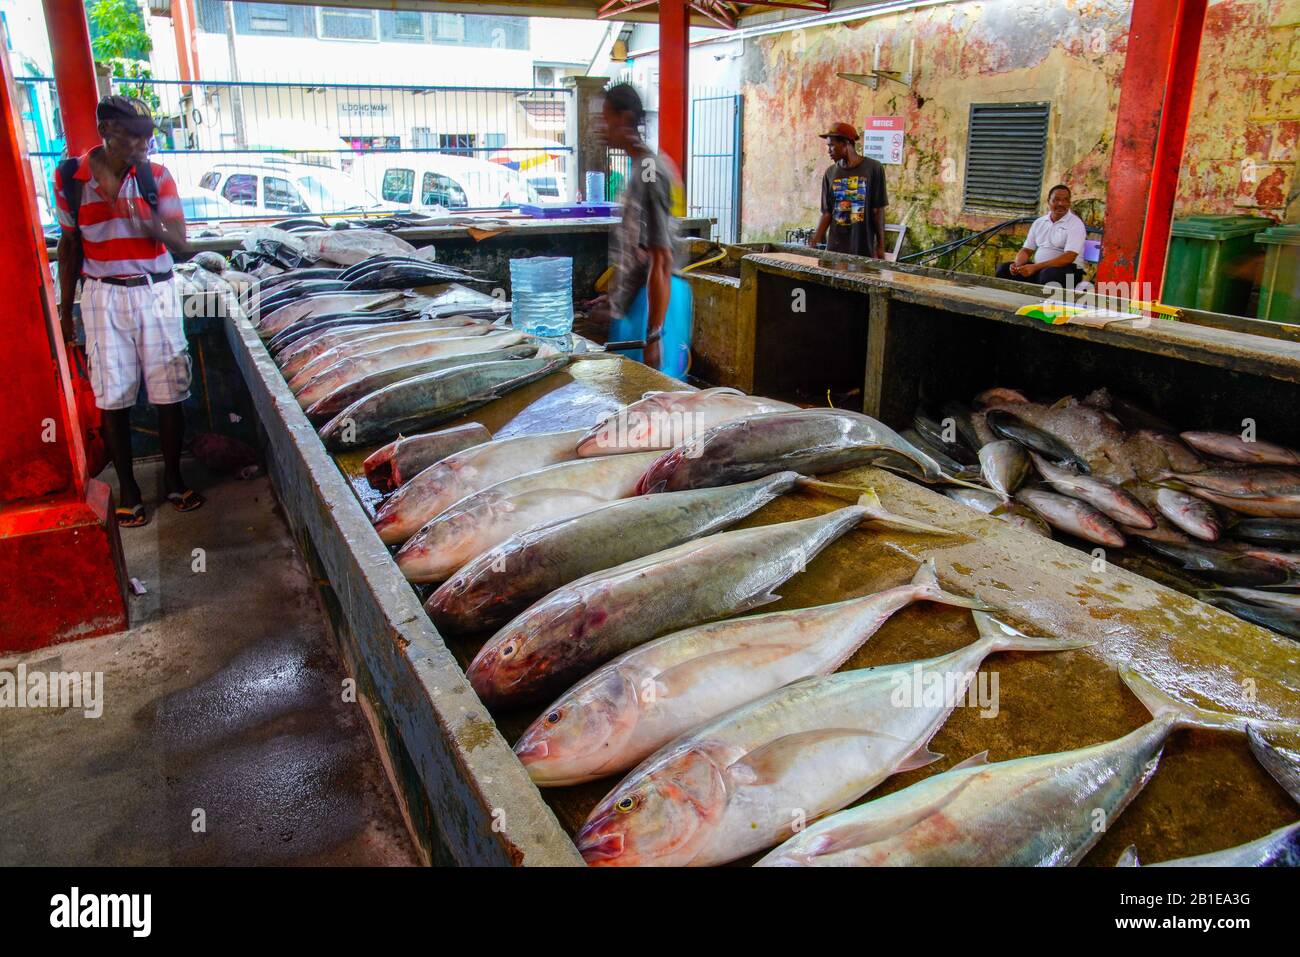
[996,262,1085,287]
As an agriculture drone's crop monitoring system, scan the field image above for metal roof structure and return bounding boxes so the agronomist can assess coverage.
[248,0,836,28]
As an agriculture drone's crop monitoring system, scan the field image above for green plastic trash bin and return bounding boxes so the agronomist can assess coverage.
[1256,224,1300,324]
[1164,214,1271,315]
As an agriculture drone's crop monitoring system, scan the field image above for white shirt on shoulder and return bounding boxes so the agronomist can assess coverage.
[1024,210,1087,266]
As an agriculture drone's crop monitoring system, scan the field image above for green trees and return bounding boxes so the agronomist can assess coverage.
[85,0,159,110]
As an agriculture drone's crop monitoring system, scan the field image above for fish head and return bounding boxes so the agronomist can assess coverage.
[395,498,506,581]
[577,744,727,866]
[513,668,641,785]
[466,591,590,706]
[634,445,689,495]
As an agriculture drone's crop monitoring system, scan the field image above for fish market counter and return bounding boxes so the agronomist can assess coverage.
[722,249,1300,443]
[224,293,1300,866]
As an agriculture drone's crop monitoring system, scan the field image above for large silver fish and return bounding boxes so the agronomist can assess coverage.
[1030,454,1154,528]
[636,409,947,494]
[1015,488,1126,547]
[578,612,1085,866]
[576,388,797,456]
[758,670,1297,866]
[305,344,541,425]
[1153,487,1221,541]
[515,560,993,787]
[373,428,587,546]
[283,319,497,382]
[426,472,804,635]
[363,423,493,493]
[257,291,403,337]
[292,329,514,407]
[318,355,568,451]
[393,452,660,583]
[468,492,952,709]
[1180,432,1300,466]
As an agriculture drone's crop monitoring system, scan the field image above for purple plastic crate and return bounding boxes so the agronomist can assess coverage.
[520,202,620,219]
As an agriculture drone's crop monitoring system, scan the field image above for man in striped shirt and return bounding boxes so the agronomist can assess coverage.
[55,96,204,526]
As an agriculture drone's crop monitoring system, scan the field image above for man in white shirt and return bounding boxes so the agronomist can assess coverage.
[996,184,1087,288]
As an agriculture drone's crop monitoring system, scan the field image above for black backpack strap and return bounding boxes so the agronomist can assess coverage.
[58,156,82,226]
[133,160,160,212]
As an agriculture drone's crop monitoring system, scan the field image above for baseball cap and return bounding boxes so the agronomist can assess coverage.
[96,95,157,136]
[817,122,859,141]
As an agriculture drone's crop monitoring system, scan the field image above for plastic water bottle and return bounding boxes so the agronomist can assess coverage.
[585,171,606,204]
[509,256,574,339]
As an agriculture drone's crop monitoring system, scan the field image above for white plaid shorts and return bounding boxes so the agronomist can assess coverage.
[80,276,192,411]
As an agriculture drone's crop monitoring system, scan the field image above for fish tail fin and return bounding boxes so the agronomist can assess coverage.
[794,477,868,501]
[910,559,999,611]
[1115,845,1141,867]
[1119,668,1299,737]
[944,474,995,494]
[854,490,954,536]
[1247,726,1300,804]
[972,611,1093,653]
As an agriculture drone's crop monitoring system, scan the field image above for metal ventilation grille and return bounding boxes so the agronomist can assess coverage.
[963,102,1050,213]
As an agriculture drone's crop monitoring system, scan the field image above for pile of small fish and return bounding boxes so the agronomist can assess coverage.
[911,388,1300,639]
[356,379,1299,867]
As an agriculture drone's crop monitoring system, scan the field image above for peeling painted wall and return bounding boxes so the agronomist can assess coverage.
[737,0,1299,271]
[1184,0,1300,221]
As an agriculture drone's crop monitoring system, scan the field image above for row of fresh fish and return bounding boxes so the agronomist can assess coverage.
[759,672,1297,867]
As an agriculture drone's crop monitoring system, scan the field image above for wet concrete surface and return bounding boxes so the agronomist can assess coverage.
[0,459,417,866]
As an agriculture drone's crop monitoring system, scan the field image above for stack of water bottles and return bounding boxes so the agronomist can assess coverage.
[509,256,574,347]
[584,171,607,204]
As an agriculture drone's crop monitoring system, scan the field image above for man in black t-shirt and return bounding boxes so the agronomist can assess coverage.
[809,122,889,258]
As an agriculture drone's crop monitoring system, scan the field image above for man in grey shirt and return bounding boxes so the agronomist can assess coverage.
[587,83,689,375]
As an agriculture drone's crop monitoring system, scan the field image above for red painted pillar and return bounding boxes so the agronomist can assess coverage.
[1136,0,1207,298]
[1097,0,1208,298]
[0,33,128,650]
[172,0,202,94]
[658,0,689,185]
[42,0,101,156]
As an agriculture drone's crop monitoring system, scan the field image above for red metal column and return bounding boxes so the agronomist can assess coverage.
[172,0,202,94]
[658,0,689,183]
[0,30,128,650]
[1136,0,1207,298]
[1097,0,1208,296]
[42,0,101,156]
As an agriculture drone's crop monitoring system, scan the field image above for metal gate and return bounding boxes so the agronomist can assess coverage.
[688,93,741,243]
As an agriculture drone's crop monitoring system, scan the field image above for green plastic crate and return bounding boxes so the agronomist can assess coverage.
[1164,214,1271,315]
[1256,224,1300,324]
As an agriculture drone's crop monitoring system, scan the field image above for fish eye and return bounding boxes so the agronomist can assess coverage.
[615,795,638,814]
[501,643,516,658]
[546,709,562,724]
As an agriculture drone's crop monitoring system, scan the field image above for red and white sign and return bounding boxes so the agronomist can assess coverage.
[862,116,905,165]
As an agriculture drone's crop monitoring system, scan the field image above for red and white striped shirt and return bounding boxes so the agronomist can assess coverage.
[54,150,185,279]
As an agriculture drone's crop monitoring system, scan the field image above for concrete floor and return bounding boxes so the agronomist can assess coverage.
[0,459,418,866]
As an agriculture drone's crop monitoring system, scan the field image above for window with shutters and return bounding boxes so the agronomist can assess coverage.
[382,11,427,42]
[962,102,1050,214]
[318,8,377,41]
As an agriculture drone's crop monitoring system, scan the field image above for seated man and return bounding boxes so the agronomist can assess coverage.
[996,184,1087,288]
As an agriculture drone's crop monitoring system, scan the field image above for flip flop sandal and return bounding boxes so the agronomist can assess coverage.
[115,503,149,528]
[166,489,206,513]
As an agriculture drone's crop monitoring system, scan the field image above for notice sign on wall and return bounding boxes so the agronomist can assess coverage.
[861,117,905,165]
